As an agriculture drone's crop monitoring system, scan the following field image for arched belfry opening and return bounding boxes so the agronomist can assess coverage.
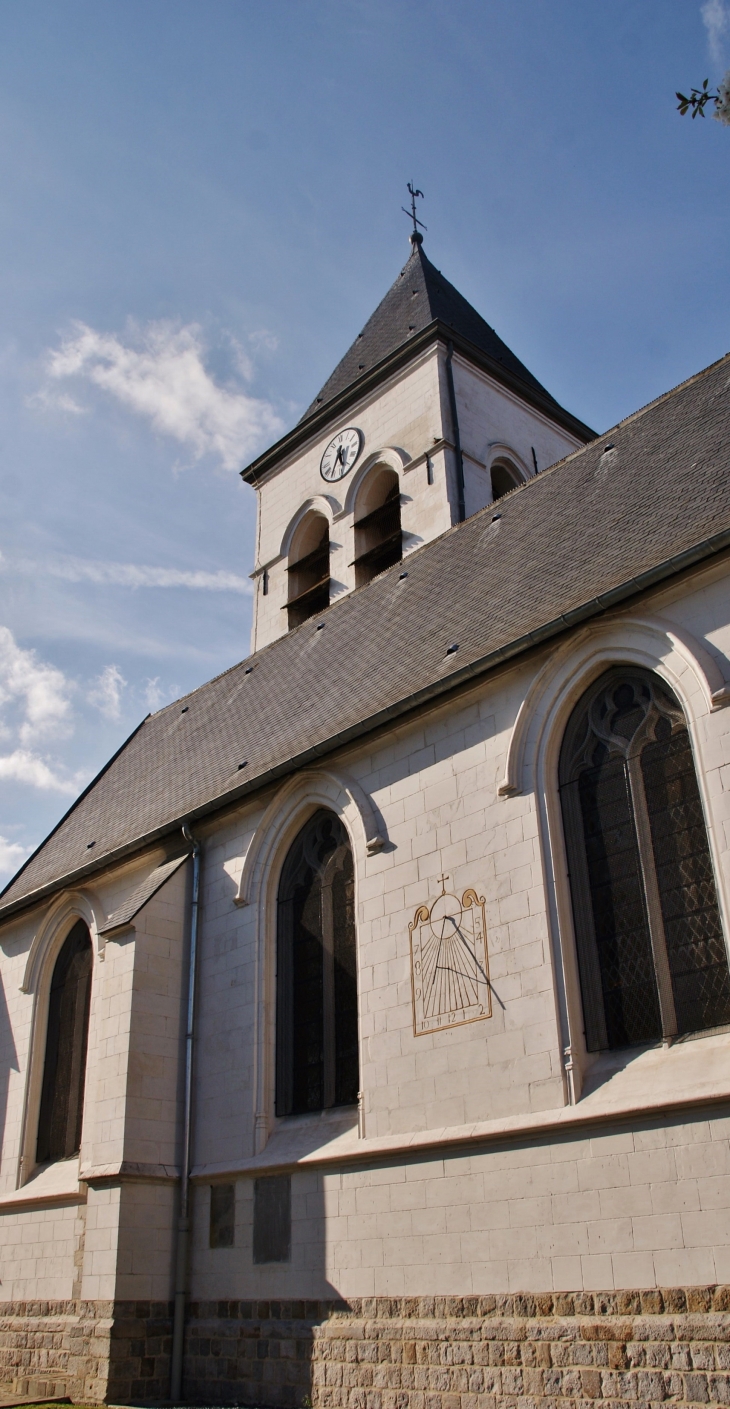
[36,919,92,1164]
[287,512,330,629]
[276,809,358,1116]
[353,466,402,587]
[490,458,522,502]
[559,666,730,1052]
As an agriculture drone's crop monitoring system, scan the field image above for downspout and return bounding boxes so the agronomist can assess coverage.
[445,341,466,523]
[170,824,201,1403]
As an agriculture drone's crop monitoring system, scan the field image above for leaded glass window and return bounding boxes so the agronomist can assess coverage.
[36,920,92,1163]
[559,667,730,1051]
[276,810,358,1116]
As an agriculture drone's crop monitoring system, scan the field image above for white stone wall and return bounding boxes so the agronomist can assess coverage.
[2,565,730,1306]
[0,1201,84,1301]
[0,852,187,1302]
[451,353,584,519]
[250,346,584,653]
[251,349,449,652]
[190,1106,730,1300]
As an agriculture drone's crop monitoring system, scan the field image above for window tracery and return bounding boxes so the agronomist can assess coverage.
[276,809,358,1116]
[559,667,730,1051]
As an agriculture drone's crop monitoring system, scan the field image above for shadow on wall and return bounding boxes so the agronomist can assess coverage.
[0,969,19,1183]
[184,1166,344,1408]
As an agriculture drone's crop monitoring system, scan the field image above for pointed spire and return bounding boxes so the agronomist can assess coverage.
[299,237,556,424]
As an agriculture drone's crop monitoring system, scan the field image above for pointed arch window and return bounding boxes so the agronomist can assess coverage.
[36,920,92,1164]
[287,513,330,629]
[353,468,402,586]
[276,810,358,1116]
[560,667,730,1051]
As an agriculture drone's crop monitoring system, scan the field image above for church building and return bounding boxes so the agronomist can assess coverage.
[1,230,730,1407]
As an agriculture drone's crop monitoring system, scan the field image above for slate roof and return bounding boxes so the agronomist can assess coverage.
[242,239,594,486]
[3,352,730,920]
[301,236,563,422]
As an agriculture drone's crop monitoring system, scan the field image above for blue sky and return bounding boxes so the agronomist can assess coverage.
[1,0,729,880]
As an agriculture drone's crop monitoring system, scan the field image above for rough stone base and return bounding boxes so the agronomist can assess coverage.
[0,1300,172,1405]
[0,1290,729,1405]
[184,1289,730,1409]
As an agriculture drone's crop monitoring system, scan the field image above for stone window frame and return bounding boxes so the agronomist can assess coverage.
[497,613,730,1104]
[17,892,100,1187]
[232,767,383,1154]
[558,665,730,1053]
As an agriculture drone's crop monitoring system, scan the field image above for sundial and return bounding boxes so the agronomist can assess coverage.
[408,875,491,1035]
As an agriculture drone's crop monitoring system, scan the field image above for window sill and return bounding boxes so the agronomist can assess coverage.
[0,1156,84,1211]
[192,1031,730,1183]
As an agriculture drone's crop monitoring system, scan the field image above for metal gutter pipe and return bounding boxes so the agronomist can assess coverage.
[445,342,466,522]
[170,823,201,1403]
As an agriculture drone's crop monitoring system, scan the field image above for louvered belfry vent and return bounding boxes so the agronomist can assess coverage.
[559,667,730,1051]
[276,809,358,1116]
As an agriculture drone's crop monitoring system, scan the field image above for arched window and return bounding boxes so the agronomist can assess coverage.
[36,920,92,1164]
[353,467,402,587]
[276,810,358,1116]
[287,513,330,629]
[490,459,521,502]
[560,667,730,1052]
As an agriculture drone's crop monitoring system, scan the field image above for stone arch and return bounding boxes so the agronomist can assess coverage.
[483,444,530,503]
[341,447,407,518]
[18,890,101,1184]
[497,614,730,1104]
[279,495,338,560]
[233,767,386,1152]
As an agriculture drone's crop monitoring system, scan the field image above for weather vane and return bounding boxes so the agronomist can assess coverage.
[402,182,426,239]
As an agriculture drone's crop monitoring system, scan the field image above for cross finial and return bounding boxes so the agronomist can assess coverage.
[402,182,426,246]
[437,872,449,895]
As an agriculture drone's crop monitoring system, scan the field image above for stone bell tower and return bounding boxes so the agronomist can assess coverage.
[240,230,594,654]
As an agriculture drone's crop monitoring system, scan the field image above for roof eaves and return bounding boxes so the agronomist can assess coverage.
[0,713,150,909]
[2,522,729,929]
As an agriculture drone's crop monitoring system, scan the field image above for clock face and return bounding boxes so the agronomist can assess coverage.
[320,427,362,482]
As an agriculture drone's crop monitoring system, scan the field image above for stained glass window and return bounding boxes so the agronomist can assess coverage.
[560,668,730,1051]
[36,920,92,1163]
[276,810,358,1115]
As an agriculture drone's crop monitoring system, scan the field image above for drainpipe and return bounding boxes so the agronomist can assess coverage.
[170,824,201,1403]
[445,341,466,523]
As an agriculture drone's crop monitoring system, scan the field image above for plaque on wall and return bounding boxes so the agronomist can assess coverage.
[408,876,491,1036]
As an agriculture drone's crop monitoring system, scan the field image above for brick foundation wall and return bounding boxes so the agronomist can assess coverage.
[1,1289,729,1405]
[0,1300,172,1404]
[184,1290,730,1409]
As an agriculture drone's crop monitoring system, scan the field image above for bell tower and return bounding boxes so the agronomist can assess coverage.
[241,228,595,654]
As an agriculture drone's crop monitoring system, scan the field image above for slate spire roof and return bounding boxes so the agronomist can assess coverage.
[242,234,593,485]
[300,232,561,423]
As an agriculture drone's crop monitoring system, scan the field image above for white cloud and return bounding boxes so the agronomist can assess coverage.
[0,834,30,878]
[44,319,283,470]
[249,328,279,354]
[88,664,126,721]
[0,628,83,798]
[26,387,87,416]
[702,0,729,63]
[0,625,72,745]
[1,552,253,594]
[0,748,79,795]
